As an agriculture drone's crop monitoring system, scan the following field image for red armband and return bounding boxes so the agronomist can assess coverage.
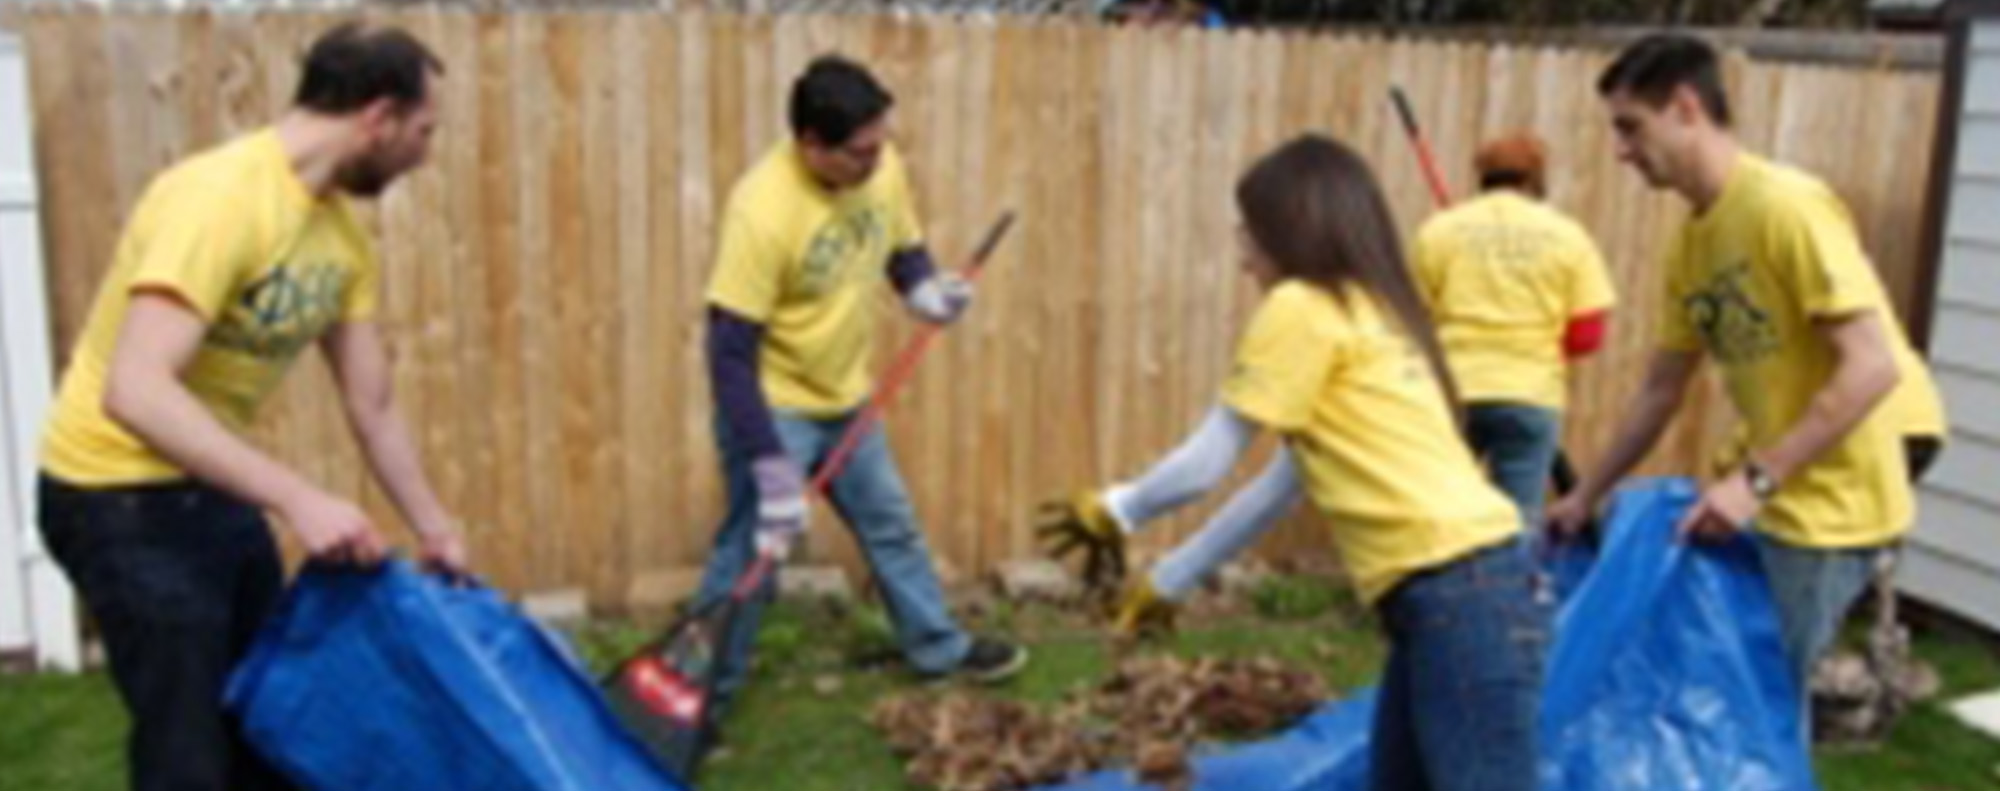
[1563,311,1608,359]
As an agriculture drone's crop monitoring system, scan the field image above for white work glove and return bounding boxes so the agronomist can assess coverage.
[751,454,808,561]
[904,273,975,325]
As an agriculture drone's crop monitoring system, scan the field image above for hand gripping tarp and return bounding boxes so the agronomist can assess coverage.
[225,560,689,791]
[1043,477,1817,791]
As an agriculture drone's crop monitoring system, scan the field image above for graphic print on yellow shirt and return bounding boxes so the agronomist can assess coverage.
[40,129,380,485]
[1658,154,1911,548]
[1221,280,1520,604]
[1412,191,1616,409]
[705,140,923,414]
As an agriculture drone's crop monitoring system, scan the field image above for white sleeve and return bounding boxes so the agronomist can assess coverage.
[1149,449,1303,599]
[1101,404,1258,529]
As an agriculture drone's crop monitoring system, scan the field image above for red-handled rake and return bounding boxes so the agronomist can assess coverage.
[600,211,1018,785]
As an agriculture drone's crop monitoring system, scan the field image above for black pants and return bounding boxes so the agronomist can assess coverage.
[38,475,295,791]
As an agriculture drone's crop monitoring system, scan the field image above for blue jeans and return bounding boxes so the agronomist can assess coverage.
[1371,539,1551,791]
[1467,403,1563,530]
[693,411,971,712]
[1755,536,1884,695]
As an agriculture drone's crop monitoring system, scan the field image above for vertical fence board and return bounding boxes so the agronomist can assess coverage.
[21,11,1945,597]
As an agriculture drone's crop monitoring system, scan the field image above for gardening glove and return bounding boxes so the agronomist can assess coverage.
[904,273,974,325]
[752,454,808,561]
[1034,490,1127,590]
[1111,577,1179,639]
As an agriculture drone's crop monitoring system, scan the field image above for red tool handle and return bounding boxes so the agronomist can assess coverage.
[1390,86,1456,209]
[810,211,1017,493]
[731,211,1019,599]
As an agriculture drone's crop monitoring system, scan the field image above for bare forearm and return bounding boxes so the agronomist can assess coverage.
[104,377,313,510]
[1759,347,1899,483]
[353,409,454,537]
[1578,392,1679,502]
[1576,355,1697,503]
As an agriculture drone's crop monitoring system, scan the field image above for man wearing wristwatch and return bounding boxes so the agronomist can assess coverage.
[1549,34,1933,712]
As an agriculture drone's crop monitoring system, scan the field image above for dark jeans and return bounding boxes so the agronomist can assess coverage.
[1372,539,1552,791]
[37,475,294,791]
[1467,403,1563,530]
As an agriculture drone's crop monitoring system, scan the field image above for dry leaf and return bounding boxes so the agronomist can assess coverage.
[871,655,1329,791]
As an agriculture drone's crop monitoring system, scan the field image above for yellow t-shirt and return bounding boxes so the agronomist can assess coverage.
[1221,280,1521,604]
[1412,191,1616,409]
[704,141,924,415]
[40,129,380,485]
[1659,154,1912,548]
[1882,334,1948,439]
[1710,336,1949,475]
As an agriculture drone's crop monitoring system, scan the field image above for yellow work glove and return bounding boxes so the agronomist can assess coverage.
[1034,490,1128,591]
[1111,577,1179,639]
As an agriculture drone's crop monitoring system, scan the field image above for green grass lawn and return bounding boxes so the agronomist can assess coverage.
[3,589,1996,791]
[1813,633,2000,791]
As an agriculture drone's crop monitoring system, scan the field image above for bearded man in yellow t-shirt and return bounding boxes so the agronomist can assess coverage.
[36,23,468,791]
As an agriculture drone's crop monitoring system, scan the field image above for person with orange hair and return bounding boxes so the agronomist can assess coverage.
[1410,133,1617,531]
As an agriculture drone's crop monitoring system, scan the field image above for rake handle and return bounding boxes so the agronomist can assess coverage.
[732,211,1019,600]
[810,211,1018,495]
[1390,85,1456,209]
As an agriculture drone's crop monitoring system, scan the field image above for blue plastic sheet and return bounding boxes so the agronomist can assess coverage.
[1043,477,1818,791]
[225,560,688,791]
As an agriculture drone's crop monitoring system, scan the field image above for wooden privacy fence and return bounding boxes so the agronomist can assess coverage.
[17,8,1941,604]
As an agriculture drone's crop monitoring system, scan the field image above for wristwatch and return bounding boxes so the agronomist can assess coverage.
[1743,460,1779,502]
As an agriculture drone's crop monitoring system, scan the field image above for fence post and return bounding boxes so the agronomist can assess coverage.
[0,28,78,672]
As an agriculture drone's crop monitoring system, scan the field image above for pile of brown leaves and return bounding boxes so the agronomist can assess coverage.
[871,655,1329,791]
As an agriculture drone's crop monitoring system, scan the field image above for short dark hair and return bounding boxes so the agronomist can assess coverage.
[788,56,893,146]
[294,23,444,115]
[1597,33,1731,127]
[1478,171,1536,192]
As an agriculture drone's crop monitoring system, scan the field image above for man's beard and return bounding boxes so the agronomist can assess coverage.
[336,154,398,198]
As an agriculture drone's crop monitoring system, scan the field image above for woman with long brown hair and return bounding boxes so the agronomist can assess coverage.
[1040,134,1547,790]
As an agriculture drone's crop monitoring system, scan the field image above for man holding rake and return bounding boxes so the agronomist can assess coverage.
[693,55,1029,724]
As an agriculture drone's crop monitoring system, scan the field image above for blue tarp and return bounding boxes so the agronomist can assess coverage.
[225,560,688,791]
[1044,477,1818,791]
